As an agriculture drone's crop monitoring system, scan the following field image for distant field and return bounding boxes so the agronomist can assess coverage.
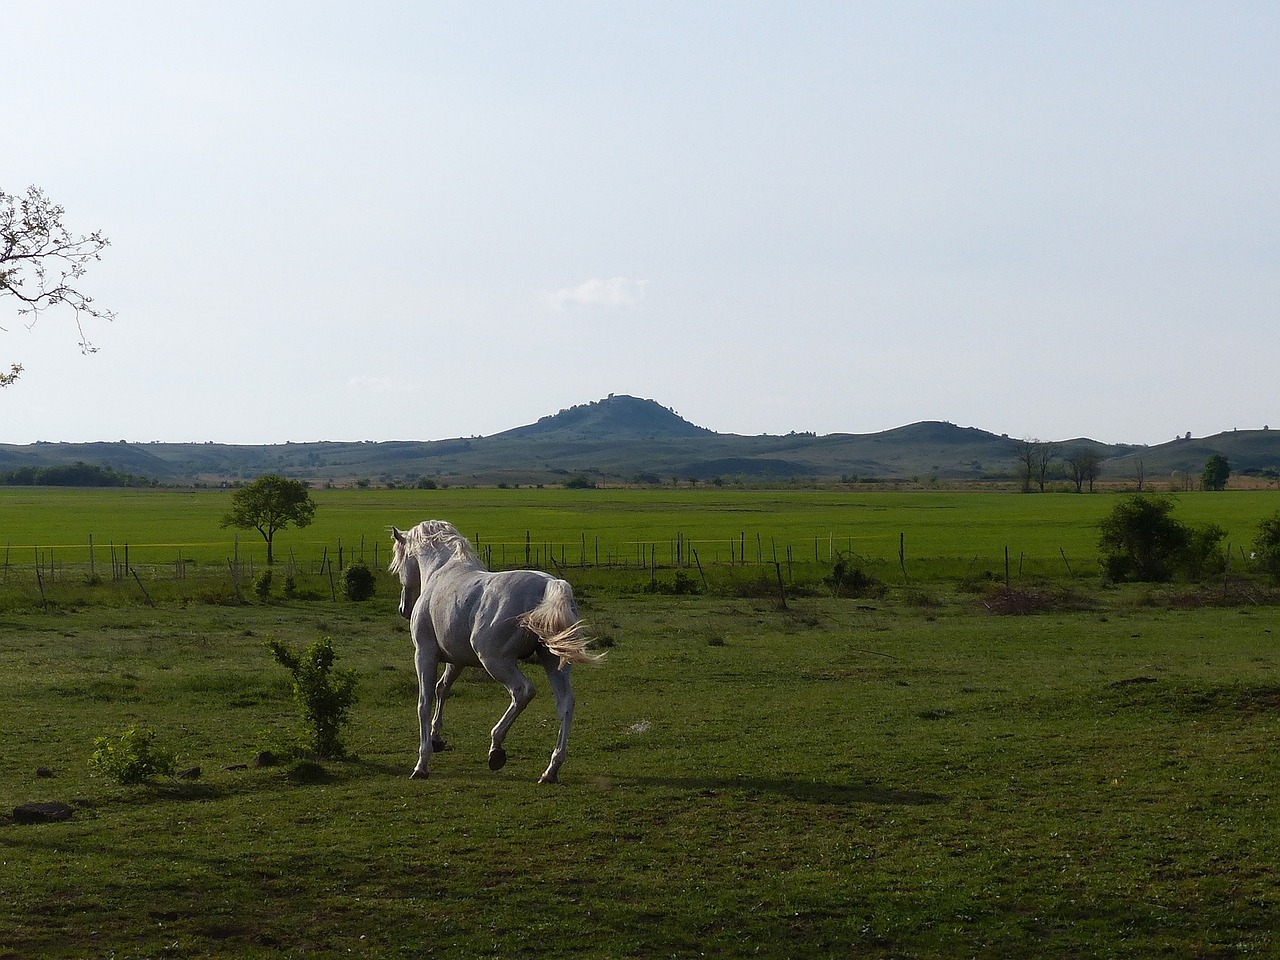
[3,487,1278,577]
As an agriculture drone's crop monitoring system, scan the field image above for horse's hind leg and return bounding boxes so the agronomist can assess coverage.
[411,641,439,780]
[478,657,536,773]
[537,653,575,784]
[430,663,463,752]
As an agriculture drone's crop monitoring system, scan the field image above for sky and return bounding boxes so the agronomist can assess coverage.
[2,2,1276,446]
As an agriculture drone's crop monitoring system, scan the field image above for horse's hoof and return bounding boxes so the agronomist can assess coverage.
[410,768,429,780]
[488,748,507,771]
[430,738,448,753]
[538,773,560,785]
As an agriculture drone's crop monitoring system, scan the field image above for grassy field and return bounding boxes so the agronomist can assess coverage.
[1,588,1277,958]
[2,487,1279,956]
[4,486,1279,581]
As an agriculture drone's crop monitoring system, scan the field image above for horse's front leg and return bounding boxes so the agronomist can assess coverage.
[429,663,464,753]
[411,640,439,780]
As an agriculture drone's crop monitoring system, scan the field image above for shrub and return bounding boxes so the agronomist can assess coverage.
[824,553,883,598]
[1183,523,1227,580]
[89,726,177,785]
[643,571,702,595]
[253,569,273,601]
[1098,495,1225,583]
[341,562,376,602]
[266,635,358,759]
[1253,512,1280,581]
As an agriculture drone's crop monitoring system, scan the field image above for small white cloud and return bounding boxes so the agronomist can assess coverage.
[346,375,396,393]
[548,276,647,310]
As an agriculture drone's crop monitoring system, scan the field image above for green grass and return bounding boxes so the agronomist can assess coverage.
[2,589,1277,958]
[3,486,1278,582]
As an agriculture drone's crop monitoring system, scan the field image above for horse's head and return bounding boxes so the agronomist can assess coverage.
[389,526,421,620]
[390,520,482,620]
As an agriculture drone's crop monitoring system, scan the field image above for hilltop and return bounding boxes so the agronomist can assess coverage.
[1,395,1278,488]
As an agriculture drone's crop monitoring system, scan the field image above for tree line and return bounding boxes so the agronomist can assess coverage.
[1017,440,1232,493]
[0,461,153,487]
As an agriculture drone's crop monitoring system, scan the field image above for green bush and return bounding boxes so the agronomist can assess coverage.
[1098,495,1225,583]
[643,571,702,595]
[1253,512,1280,581]
[824,552,882,597]
[253,569,273,601]
[266,635,358,759]
[88,726,177,785]
[341,562,376,602]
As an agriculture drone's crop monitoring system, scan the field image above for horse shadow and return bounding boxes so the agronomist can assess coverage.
[624,775,947,808]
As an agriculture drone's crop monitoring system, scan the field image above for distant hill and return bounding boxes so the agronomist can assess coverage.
[1,395,1278,488]
[498,395,712,440]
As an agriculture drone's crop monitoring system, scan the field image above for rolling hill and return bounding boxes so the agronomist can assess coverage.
[1,395,1278,488]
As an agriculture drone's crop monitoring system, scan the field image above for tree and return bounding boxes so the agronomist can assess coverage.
[2,185,114,384]
[1064,448,1103,493]
[1016,439,1059,493]
[221,474,316,565]
[1131,458,1146,492]
[1201,454,1230,491]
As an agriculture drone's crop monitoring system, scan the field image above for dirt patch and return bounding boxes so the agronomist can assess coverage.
[980,586,1096,615]
[1162,583,1278,608]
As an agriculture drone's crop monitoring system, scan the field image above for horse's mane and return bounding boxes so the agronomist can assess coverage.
[390,519,483,573]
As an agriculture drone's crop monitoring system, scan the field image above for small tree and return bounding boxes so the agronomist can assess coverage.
[1064,448,1103,493]
[1202,454,1230,491]
[1016,439,1059,493]
[2,185,115,384]
[221,474,316,565]
[1132,458,1146,492]
[266,636,358,759]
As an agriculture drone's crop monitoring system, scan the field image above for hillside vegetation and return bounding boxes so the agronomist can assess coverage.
[2,395,1278,488]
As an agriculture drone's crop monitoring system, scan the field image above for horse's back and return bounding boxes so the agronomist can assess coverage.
[427,566,555,665]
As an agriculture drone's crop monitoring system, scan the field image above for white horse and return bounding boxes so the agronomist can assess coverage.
[389,520,603,783]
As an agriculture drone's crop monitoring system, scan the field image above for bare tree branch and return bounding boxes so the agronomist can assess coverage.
[2,185,115,383]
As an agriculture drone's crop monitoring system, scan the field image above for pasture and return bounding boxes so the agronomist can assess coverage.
[4,486,1279,594]
[2,488,1279,956]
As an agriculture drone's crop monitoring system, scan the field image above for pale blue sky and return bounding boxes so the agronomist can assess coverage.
[3,2,1276,445]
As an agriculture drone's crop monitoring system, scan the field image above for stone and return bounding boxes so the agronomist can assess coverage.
[13,802,74,824]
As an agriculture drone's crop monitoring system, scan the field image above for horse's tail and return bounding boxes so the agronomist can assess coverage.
[519,579,606,668]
